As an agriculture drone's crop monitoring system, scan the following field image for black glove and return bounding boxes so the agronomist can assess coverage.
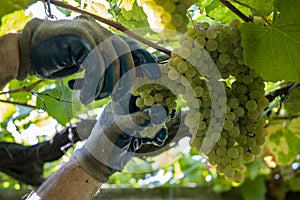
[19,16,160,105]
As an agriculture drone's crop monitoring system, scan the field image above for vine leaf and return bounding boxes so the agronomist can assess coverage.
[206,0,250,23]
[205,0,273,23]
[237,0,274,16]
[265,118,300,165]
[36,86,73,125]
[241,0,300,82]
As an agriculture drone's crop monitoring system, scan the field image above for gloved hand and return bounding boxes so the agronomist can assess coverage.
[74,102,168,182]
[18,15,160,104]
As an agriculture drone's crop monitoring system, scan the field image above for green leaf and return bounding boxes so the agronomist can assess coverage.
[241,177,266,200]
[203,0,273,20]
[238,0,274,16]
[205,0,250,23]
[0,0,37,20]
[242,0,300,82]
[36,85,73,125]
[266,118,300,165]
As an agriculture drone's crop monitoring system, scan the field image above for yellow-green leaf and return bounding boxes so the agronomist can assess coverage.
[266,119,300,165]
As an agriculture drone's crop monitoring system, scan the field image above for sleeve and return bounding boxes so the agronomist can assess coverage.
[0,33,20,89]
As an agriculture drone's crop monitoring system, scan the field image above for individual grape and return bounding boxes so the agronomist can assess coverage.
[161,12,172,24]
[250,145,261,155]
[177,47,191,59]
[232,171,245,183]
[236,134,245,144]
[182,39,194,49]
[217,137,227,146]
[245,136,257,148]
[237,165,247,173]
[233,47,243,58]
[144,95,155,106]
[193,86,204,97]
[217,41,229,53]
[231,158,243,168]
[136,97,145,109]
[216,146,227,157]
[206,27,218,39]
[247,110,260,120]
[226,112,236,121]
[154,93,164,102]
[223,166,236,177]
[228,98,239,109]
[233,106,245,117]
[246,99,258,111]
[198,121,207,131]
[216,164,226,173]
[243,152,255,163]
[185,67,197,78]
[163,1,176,13]
[168,69,179,80]
[218,53,231,65]
[227,147,239,159]
[191,47,202,58]
[222,156,232,165]
[238,94,248,104]
[228,126,240,137]
[195,37,206,47]
[206,39,218,51]
[258,96,269,109]
[209,155,222,165]
[223,120,234,130]
[177,61,189,73]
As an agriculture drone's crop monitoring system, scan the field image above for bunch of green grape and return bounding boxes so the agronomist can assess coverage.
[140,0,192,39]
[167,20,269,183]
[130,64,178,139]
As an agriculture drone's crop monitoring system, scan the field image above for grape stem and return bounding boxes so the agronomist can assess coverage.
[219,0,252,22]
[50,0,172,56]
[265,83,300,103]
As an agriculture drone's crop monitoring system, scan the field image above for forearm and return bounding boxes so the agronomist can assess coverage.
[27,158,101,200]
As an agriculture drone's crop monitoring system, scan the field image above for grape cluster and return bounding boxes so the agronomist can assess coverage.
[130,64,178,138]
[140,0,192,39]
[168,20,269,183]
